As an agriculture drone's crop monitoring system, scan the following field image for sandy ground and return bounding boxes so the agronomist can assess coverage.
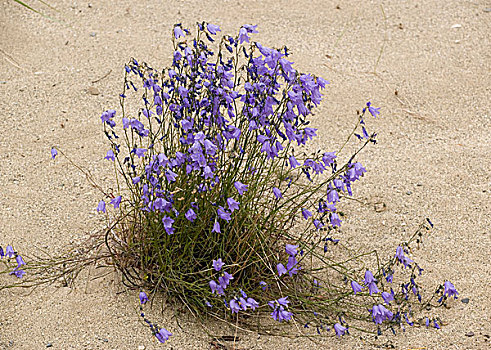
[0,0,490,349]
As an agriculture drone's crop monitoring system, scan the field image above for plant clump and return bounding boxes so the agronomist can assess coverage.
[1,22,459,344]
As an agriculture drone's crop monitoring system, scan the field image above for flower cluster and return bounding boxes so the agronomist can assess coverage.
[394,246,414,268]
[138,291,172,344]
[209,258,234,296]
[277,244,300,277]
[207,258,259,314]
[268,297,292,322]
[0,244,26,278]
[370,304,393,324]
[229,289,259,314]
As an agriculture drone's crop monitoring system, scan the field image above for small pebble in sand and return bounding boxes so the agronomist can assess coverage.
[88,87,100,95]
[465,331,474,337]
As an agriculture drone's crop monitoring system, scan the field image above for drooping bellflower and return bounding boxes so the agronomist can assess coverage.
[443,281,458,299]
[139,292,149,304]
[334,323,348,337]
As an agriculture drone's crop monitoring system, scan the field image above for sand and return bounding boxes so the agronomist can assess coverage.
[0,0,490,349]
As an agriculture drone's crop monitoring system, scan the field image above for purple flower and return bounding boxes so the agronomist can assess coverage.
[386,272,393,283]
[326,187,339,203]
[351,281,363,295]
[104,150,115,161]
[100,109,116,123]
[433,320,440,329]
[139,291,149,304]
[370,304,393,324]
[181,119,193,131]
[364,270,376,285]
[288,155,301,169]
[165,169,178,182]
[238,27,249,44]
[212,221,220,233]
[0,246,4,258]
[304,127,317,140]
[134,148,147,158]
[247,297,259,310]
[285,244,298,256]
[212,258,224,272]
[5,245,15,258]
[177,86,188,98]
[142,108,153,118]
[347,162,366,181]
[234,181,248,195]
[364,270,380,295]
[381,291,394,305]
[277,263,287,277]
[132,176,140,184]
[154,198,172,212]
[226,198,240,212]
[443,281,459,299]
[286,256,299,276]
[155,328,172,343]
[217,207,231,222]
[15,255,25,268]
[277,297,289,306]
[330,212,342,227]
[207,23,221,35]
[162,216,175,235]
[243,24,259,33]
[185,208,197,222]
[273,187,282,199]
[209,280,224,295]
[229,299,241,313]
[301,208,312,220]
[162,216,174,228]
[10,269,25,278]
[174,25,185,39]
[218,271,234,289]
[51,147,58,159]
[313,219,324,230]
[110,196,122,209]
[395,246,413,268]
[271,306,292,322]
[334,323,348,337]
[241,289,248,298]
[367,102,380,118]
[368,282,380,295]
[260,281,268,291]
[97,200,106,213]
[203,139,218,155]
